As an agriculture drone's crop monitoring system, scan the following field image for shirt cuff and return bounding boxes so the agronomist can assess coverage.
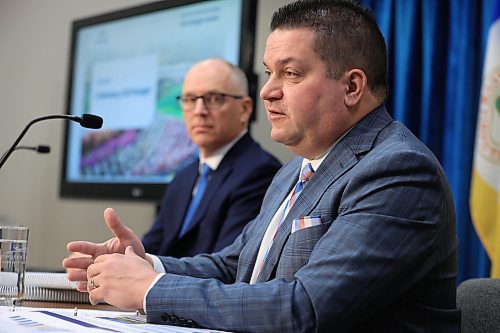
[143,272,165,313]
[143,254,167,313]
[148,254,166,273]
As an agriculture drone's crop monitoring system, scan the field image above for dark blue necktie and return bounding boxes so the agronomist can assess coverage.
[179,163,212,237]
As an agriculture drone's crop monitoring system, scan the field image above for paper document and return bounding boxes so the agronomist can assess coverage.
[0,306,232,333]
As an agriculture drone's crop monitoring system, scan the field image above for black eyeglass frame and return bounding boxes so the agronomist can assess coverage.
[176,92,244,111]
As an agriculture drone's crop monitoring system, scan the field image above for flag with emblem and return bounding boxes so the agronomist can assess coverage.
[469,0,500,277]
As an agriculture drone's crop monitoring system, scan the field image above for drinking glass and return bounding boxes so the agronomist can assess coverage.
[0,225,29,307]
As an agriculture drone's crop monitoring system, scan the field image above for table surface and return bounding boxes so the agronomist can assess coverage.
[19,301,121,311]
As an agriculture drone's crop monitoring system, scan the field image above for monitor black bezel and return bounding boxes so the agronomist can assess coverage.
[59,0,257,202]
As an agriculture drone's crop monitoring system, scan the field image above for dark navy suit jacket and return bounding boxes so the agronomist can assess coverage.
[142,133,281,257]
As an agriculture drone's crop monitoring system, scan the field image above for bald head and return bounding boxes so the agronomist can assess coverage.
[180,59,253,157]
[184,59,249,96]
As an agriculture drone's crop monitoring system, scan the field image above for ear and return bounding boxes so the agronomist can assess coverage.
[240,96,254,124]
[344,69,368,108]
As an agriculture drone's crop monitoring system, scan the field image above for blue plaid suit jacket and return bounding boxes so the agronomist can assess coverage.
[146,106,461,333]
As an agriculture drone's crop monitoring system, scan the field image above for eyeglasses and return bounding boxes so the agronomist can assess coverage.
[176,92,243,111]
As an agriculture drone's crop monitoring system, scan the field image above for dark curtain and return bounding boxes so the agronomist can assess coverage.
[359,0,495,283]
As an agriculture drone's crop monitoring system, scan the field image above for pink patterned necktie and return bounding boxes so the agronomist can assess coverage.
[277,163,315,227]
[255,163,315,279]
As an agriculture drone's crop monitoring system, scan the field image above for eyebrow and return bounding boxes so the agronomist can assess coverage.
[183,90,224,96]
[263,57,303,68]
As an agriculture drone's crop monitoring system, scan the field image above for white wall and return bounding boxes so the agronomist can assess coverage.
[0,0,294,270]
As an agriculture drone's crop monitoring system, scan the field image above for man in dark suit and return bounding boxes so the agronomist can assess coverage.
[64,1,460,332]
[142,59,281,257]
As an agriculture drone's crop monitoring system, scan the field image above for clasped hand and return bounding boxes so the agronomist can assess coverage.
[62,208,159,310]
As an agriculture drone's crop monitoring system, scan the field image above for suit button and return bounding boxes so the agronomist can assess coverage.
[180,318,197,327]
[161,313,170,322]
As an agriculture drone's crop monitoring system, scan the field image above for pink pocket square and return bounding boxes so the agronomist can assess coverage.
[292,215,322,233]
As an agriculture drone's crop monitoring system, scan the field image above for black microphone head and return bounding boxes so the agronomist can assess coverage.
[80,114,103,129]
[36,145,50,153]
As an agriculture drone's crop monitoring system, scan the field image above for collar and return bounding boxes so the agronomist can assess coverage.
[301,126,353,172]
[199,129,247,171]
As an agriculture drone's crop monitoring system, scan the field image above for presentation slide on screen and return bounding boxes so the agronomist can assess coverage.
[67,0,242,184]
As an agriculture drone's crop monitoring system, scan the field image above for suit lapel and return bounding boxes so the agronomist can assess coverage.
[256,105,393,282]
[179,166,231,236]
[178,133,253,237]
[158,162,198,252]
[236,157,301,282]
[260,161,299,226]
[256,143,358,282]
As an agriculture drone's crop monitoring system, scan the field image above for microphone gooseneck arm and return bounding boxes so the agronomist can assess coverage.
[0,114,102,170]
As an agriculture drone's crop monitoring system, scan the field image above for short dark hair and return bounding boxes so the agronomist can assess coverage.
[271,0,388,99]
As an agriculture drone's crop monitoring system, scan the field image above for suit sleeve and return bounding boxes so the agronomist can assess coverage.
[142,204,165,254]
[142,181,178,254]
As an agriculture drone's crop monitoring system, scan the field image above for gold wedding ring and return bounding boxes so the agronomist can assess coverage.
[90,276,97,289]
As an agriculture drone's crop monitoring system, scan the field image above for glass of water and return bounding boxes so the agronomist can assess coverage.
[0,225,29,307]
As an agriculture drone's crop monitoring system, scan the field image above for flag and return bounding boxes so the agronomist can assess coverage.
[470,0,500,278]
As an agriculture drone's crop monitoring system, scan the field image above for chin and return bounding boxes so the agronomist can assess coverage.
[270,131,288,146]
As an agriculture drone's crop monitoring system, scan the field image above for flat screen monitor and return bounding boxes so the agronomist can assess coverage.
[60,0,257,202]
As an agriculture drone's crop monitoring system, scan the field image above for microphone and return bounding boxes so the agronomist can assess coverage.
[0,145,51,162]
[73,114,103,129]
[15,145,51,154]
[0,114,103,170]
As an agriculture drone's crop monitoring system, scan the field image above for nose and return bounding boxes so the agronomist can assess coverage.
[192,97,209,115]
[260,76,283,102]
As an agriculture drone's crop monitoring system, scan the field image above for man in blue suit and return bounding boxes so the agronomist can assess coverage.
[64,1,460,332]
[142,59,281,257]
